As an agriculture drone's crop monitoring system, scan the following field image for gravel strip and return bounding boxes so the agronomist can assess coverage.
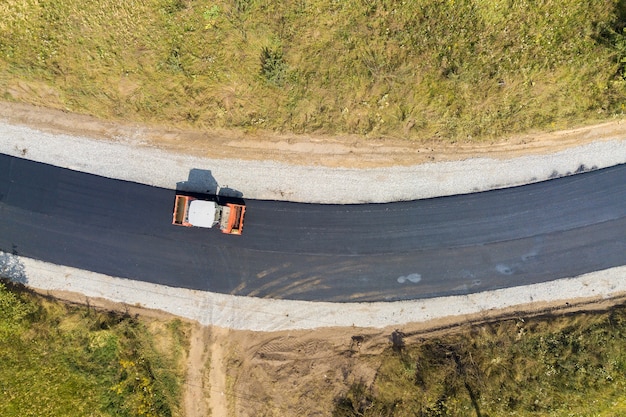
[1,122,625,203]
[3,252,624,331]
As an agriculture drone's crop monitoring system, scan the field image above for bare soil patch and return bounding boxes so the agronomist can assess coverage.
[184,324,211,417]
[207,327,229,417]
[1,100,625,168]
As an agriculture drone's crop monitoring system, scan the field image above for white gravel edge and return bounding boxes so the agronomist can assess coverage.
[2,252,624,331]
[1,122,625,203]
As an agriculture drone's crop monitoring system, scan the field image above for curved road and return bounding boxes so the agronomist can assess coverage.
[1,153,625,302]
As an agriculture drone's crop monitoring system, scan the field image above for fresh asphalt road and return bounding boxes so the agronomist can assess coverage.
[1,153,625,302]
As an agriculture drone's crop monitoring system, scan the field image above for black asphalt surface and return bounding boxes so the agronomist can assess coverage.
[1,153,625,302]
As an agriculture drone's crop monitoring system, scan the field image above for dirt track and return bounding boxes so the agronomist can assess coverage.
[2,100,626,169]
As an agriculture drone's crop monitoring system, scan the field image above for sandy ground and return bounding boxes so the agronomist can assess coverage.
[183,324,211,417]
[2,101,626,169]
[2,100,626,416]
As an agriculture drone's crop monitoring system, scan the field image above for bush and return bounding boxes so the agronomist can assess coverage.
[260,46,286,85]
[334,308,626,416]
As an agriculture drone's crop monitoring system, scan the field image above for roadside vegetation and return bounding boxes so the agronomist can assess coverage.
[0,281,188,417]
[3,280,626,416]
[2,0,626,141]
[334,306,626,416]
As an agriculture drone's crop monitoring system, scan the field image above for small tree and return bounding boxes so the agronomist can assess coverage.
[260,46,286,85]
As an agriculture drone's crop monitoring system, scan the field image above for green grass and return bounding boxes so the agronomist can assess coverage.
[1,0,626,141]
[334,306,626,416]
[0,281,187,417]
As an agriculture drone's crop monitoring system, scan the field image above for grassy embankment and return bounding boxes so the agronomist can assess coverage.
[335,306,626,416]
[1,0,626,141]
[0,281,188,417]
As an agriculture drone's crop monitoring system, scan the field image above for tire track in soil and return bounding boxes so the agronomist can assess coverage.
[183,324,211,417]
[207,327,229,417]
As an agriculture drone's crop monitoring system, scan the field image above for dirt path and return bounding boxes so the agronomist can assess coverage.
[182,324,231,417]
[183,324,211,417]
[1,100,625,168]
[207,327,230,417]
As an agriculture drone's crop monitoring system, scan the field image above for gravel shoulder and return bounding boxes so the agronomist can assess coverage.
[2,101,626,204]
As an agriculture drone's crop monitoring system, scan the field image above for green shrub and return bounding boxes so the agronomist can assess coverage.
[260,46,286,85]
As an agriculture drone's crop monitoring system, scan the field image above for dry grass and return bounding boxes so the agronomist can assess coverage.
[1,0,626,141]
[0,281,189,417]
[334,307,626,416]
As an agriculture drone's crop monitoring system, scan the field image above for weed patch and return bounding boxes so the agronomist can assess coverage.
[0,282,186,417]
[334,307,626,416]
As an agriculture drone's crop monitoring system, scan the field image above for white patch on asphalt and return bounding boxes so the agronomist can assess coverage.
[522,237,543,261]
[397,273,422,284]
[496,264,514,275]
[452,279,481,292]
